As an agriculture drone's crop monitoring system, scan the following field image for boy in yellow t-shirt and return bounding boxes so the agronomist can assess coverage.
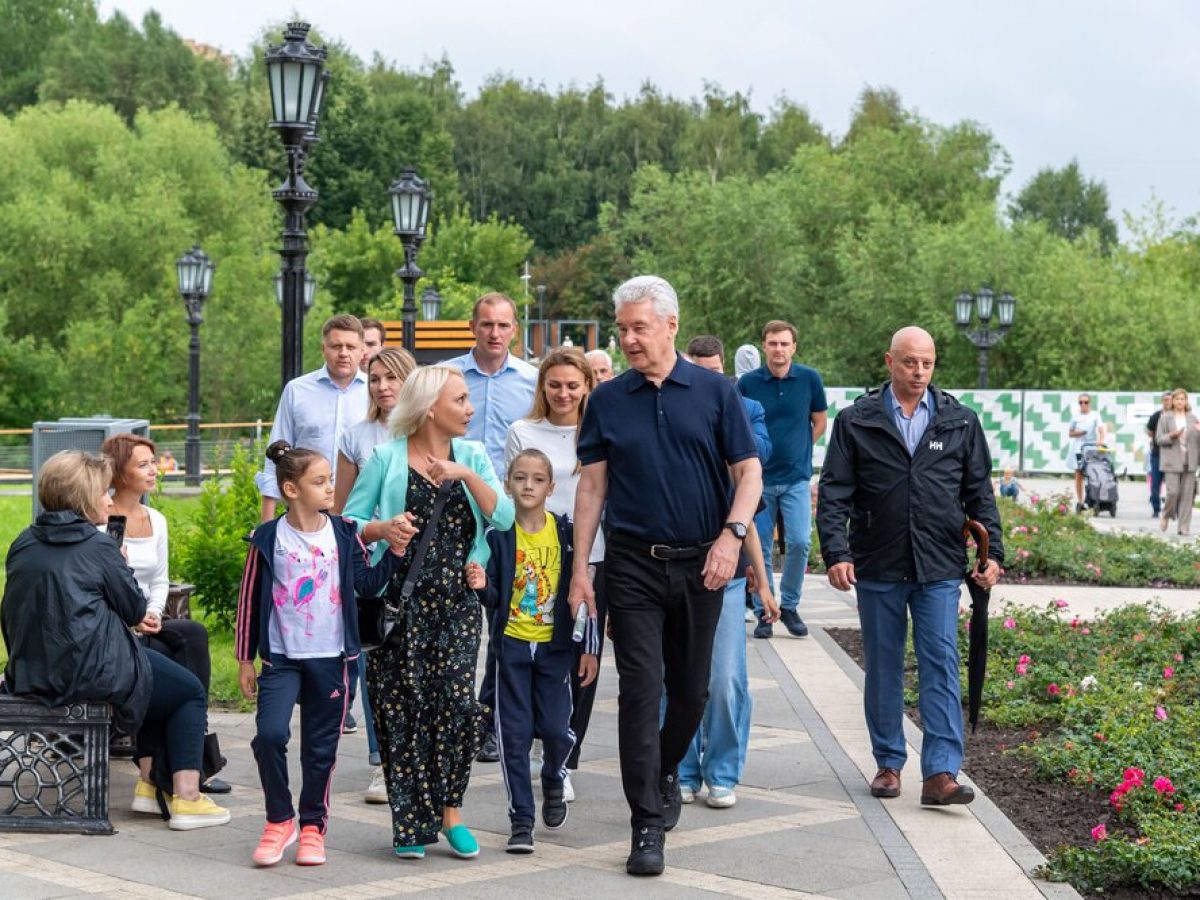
[471,449,598,855]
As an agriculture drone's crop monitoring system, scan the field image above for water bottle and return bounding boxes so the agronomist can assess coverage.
[571,603,589,643]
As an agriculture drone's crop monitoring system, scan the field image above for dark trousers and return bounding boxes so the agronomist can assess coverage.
[135,648,207,773]
[495,635,575,823]
[478,632,498,735]
[252,654,348,833]
[567,561,606,770]
[605,542,723,828]
[1150,452,1163,515]
[143,618,211,695]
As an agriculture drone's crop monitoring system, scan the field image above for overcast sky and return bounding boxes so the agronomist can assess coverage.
[102,0,1200,238]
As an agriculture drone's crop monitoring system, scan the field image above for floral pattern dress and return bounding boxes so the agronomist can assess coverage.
[367,469,486,848]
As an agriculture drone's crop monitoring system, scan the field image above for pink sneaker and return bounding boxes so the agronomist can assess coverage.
[253,819,297,867]
[296,825,326,865]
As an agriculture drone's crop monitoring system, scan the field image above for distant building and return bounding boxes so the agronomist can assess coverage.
[183,39,234,71]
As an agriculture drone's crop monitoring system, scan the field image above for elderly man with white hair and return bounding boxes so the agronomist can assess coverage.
[570,275,762,876]
[584,348,614,383]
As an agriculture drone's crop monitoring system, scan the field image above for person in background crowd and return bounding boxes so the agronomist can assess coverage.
[584,349,614,383]
[1155,388,1199,536]
[818,326,1002,809]
[442,293,537,763]
[733,345,760,379]
[158,449,178,473]
[1067,393,1105,513]
[997,468,1021,500]
[1146,391,1171,518]
[571,275,761,876]
[360,317,386,371]
[343,366,514,860]
[331,346,417,802]
[738,320,827,640]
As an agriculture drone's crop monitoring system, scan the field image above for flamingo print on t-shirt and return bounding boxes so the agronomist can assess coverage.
[268,516,345,659]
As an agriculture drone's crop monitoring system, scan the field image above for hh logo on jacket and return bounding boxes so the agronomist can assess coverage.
[928,440,943,451]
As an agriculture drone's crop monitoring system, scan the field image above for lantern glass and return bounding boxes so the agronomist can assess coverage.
[304,272,317,309]
[997,292,1015,327]
[976,287,994,322]
[202,261,215,296]
[265,23,325,126]
[274,271,284,306]
[954,292,973,326]
[389,167,432,237]
[421,287,441,321]
[176,246,209,296]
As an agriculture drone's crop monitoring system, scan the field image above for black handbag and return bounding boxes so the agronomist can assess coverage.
[358,477,454,652]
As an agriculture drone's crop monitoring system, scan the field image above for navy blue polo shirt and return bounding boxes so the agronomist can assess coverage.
[738,362,827,485]
[578,354,758,544]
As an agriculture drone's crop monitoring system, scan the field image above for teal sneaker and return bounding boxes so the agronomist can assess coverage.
[394,845,425,859]
[442,823,479,858]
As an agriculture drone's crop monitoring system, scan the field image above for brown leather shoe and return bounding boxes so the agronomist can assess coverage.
[920,772,975,806]
[869,768,901,798]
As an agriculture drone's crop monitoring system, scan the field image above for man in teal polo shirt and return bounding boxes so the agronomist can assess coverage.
[738,320,827,639]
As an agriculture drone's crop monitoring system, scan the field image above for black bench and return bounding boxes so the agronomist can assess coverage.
[0,693,113,834]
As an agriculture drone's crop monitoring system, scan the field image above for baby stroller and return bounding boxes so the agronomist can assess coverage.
[1081,443,1118,517]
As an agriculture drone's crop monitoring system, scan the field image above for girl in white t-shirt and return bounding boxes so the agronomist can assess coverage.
[236,442,410,868]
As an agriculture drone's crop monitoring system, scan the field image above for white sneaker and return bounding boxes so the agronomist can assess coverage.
[744,608,756,623]
[706,786,737,808]
[563,771,575,803]
[364,766,388,804]
[679,784,696,804]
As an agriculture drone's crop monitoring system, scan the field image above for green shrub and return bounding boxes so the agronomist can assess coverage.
[172,442,263,632]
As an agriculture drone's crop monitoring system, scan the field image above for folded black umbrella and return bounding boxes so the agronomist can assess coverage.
[962,519,991,733]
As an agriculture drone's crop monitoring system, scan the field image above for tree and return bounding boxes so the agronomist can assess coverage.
[0,0,93,114]
[1010,160,1118,251]
[843,85,908,144]
[757,98,827,173]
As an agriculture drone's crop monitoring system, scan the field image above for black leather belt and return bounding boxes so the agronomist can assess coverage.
[610,532,714,561]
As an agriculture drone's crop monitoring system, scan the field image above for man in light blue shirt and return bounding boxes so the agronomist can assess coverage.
[441,293,537,480]
[256,314,369,522]
[883,380,934,455]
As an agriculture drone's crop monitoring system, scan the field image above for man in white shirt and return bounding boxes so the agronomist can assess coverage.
[256,315,368,523]
[1068,393,1106,512]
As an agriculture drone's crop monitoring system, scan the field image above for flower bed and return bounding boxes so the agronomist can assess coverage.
[998,495,1200,587]
[983,600,1200,895]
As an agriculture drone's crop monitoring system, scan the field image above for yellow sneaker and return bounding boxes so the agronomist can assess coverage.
[131,780,160,815]
[168,793,232,831]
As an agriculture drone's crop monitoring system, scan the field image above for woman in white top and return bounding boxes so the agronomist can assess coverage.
[503,346,605,789]
[330,345,415,800]
[333,347,416,514]
[102,433,227,794]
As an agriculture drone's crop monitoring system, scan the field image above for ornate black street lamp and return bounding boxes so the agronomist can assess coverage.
[421,286,442,321]
[388,166,433,352]
[274,270,317,310]
[954,287,1016,388]
[265,21,327,389]
[176,245,214,486]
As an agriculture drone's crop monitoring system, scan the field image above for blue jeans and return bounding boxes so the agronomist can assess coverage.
[1150,453,1163,515]
[753,480,811,613]
[855,579,963,780]
[678,578,751,790]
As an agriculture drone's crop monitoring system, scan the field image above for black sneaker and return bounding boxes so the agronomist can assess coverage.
[507,820,535,854]
[626,825,665,876]
[542,784,568,829]
[342,711,358,734]
[476,731,500,763]
[779,609,809,637]
[753,615,773,639]
[659,771,682,831]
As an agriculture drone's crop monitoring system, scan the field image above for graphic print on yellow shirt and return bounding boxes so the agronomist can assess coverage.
[505,513,560,642]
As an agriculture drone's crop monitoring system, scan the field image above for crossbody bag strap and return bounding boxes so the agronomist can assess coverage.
[394,475,456,605]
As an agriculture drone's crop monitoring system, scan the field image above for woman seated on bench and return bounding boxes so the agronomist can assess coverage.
[0,450,230,831]
[101,433,229,795]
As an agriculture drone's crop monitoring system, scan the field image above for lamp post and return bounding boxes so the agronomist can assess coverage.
[954,287,1016,389]
[387,166,433,352]
[176,245,214,486]
[536,284,546,355]
[421,286,442,322]
[265,21,327,390]
[274,270,317,310]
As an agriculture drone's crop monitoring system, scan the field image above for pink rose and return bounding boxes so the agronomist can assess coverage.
[1006,680,1015,689]
[1091,824,1107,842]
[1123,768,1145,786]
[1082,627,1091,635]
[1164,667,1175,679]
[1003,617,1016,629]
[1176,803,1186,812]
[1047,683,1060,696]
[1055,599,1069,608]
[1016,663,1028,676]
[1155,706,1169,721]
[1019,654,1031,665]
[1153,777,1174,794]
[1174,653,1184,662]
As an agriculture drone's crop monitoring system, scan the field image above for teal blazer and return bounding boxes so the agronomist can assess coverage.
[343,436,514,567]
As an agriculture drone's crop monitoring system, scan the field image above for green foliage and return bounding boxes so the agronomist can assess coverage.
[1010,159,1118,252]
[0,0,93,114]
[172,443,263,631]
[975,601,1200,893]
[1000,495,1200,586]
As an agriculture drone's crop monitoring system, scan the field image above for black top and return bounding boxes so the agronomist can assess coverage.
[577,354,758,544]
[816,384,1004,583]
[1148,410,1163,457]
